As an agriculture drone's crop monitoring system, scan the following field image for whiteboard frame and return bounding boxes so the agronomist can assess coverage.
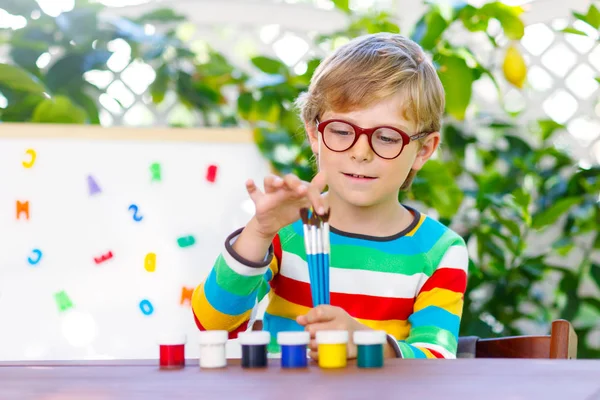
[0,123,254,143]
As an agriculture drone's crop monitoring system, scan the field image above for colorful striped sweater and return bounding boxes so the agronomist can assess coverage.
[191,207,469,359]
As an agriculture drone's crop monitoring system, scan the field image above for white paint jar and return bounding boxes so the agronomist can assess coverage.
[198,330,228,369]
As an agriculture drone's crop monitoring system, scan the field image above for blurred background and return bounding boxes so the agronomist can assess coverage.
[0,0,599,358]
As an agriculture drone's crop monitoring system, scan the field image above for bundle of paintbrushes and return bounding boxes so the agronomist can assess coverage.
[299,208,331,307]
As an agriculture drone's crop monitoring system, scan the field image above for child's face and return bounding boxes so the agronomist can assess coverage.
[306,93,440,208]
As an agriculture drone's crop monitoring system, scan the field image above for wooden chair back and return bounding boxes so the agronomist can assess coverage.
[459,319,578,359]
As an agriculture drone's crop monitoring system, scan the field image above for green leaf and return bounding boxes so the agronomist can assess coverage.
[410,159,464,218]
[237,92,255,121]
[45,51,112,93]
[552,237,575,257]
[437,54,473,120]
[481,2,525,40]
[134,8,187,24]
[68,89,100,124]
[574,4,600,29]
[537,119,564,141]
[332,0,350,13]
[561,27,589,36]
[31,95,87,124]
[0,94,45,121]
[458,5,490,32]
[411,10,448,50]
[257,92,281,124]
[531,197,581,230]
[149,64,171,104]
[0,0,40,16]
[55,8,101,45]
[590,264,600,290]
[0,63,47,94]
[251,56,287,75]
[9,27,55,76]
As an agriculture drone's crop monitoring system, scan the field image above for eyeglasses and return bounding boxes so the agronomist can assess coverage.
[316,119,431,160]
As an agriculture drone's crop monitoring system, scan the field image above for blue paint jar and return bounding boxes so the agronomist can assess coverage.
[277,331,310,368]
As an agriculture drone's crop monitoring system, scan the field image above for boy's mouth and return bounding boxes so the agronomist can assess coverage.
[342,172,377,180]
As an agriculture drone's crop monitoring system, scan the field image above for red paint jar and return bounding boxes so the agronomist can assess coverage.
[158,334,186,369]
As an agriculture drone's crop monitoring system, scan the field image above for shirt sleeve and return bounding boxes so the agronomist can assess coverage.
[387,242,469,359]
[191,227,281,339]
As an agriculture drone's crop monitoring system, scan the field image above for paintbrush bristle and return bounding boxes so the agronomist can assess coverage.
[321,208,330,223]
[300,208,309,225]
[310,211,320,227]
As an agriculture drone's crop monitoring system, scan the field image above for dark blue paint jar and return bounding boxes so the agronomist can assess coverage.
[278,331,310,368]
[239,331,271,368]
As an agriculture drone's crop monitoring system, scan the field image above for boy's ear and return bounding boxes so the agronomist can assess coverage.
[305,121,320,154]
[411,132,440,171]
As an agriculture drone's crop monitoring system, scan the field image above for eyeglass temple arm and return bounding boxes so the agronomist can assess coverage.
[410,131,431,141]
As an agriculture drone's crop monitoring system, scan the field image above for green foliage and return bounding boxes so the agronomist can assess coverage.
[1,0,599,358]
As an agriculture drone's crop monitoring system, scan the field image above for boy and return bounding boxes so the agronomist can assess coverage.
[191,32,469,360]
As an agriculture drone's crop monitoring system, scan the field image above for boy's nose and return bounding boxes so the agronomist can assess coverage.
[349,134,374,162]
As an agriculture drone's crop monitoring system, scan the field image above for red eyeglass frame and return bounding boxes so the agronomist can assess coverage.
[316,119,431,160]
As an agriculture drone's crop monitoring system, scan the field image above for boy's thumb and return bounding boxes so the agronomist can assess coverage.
[312,170,328,193]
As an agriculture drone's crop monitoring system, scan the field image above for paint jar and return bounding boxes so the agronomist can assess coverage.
[198,330,228,369]
[316,330,348,369]
[354,330,386,369]
[277,331,310,369]
[158,333,186,370]
[239,331,270,368]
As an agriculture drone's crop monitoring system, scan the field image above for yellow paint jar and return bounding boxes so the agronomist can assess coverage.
[316,330,348,369]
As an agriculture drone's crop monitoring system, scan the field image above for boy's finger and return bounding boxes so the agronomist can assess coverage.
[263,175,283,194]
[311,170,328,193]
[307,171,328,215]
[305,321,337,338]
[308,350,318,361]
[296,314,308,326]
[283,174,308,197]
[308,339,317,351]
[245,179,263,203]
[303,305,336,324]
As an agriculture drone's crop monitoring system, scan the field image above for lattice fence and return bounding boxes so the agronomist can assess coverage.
[1,0,599,165]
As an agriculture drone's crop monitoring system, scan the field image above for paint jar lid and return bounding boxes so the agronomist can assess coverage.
[239,331,271,346]
[316,330,348,344]
[277,331,310,345]
[157,333,186,345]
[353,330,387,345]
[198,330,228,345]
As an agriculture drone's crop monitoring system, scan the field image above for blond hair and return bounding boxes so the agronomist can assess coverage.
[296,32,445,190]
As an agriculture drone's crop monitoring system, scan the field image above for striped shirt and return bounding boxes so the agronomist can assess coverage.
[191,206,469,359]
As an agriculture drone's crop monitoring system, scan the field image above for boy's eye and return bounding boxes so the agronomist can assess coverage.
[332,129,352,136]
[379,136,400,143]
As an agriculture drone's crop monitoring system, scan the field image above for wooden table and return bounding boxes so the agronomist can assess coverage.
[1,358,599,400]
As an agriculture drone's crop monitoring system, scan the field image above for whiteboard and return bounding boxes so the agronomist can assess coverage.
[0,123,272,362]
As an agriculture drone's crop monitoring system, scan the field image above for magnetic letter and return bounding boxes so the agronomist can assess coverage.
[144,252,156,272]
[22,149,36,168]
[28,249,42,265]
[139,299,154,315]
[16,201,29,220]
[87,175,101,195]
[129,204,143,222]
[94,251,113,265]
[177,236,196,248]
[180,286,194,306]
[55,291,73,312]
[206,164,218,183]
[150,163,161,182]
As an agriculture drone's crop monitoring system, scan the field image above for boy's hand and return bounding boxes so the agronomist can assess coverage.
[296,305,367,360]
[245,171,328,240]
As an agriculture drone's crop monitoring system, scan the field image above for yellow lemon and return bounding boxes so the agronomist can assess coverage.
[503,45,527,88]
